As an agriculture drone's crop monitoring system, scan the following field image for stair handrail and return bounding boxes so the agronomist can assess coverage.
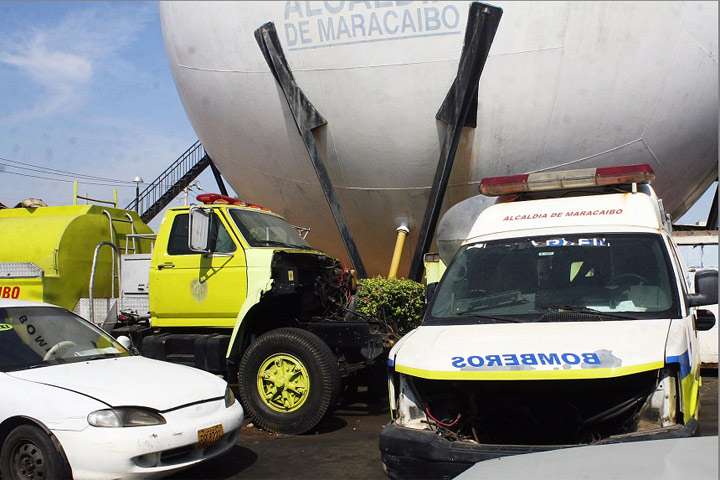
[125,140,205,213]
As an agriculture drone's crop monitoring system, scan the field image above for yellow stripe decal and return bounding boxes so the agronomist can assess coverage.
[680,369,700,419]
[395,361,665,380]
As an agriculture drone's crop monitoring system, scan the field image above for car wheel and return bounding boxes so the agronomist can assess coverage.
[1,425,71,480]
[238,327,341,434]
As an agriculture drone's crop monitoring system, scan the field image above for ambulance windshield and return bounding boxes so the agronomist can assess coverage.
[427,233,680,324]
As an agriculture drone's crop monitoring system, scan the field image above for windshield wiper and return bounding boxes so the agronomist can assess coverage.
[456,313,524,323]
[257,240,311,249]
[79,354,118,361]
[257,240,290,247]
[7,362,48,372]
[539,304,636,320]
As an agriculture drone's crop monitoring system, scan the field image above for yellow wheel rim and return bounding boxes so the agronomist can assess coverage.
[257,353,310,412]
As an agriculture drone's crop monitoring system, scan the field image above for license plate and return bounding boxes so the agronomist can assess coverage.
[197,424,224,448]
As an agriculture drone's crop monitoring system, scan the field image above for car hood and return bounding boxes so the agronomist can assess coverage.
[7,356,227,411]
[392,320,671,380]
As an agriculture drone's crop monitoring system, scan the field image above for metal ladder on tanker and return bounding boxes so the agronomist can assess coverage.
[73,205,156,327]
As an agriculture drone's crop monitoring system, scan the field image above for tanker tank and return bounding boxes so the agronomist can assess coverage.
[0,204,154,316]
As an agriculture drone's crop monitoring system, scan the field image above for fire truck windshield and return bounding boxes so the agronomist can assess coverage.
[229,209,312,250]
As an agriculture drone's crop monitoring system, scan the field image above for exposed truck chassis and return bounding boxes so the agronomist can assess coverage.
[109,249,396,434]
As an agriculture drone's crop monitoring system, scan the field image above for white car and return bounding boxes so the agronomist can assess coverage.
[0,299,244,479]
[455,436,719,479]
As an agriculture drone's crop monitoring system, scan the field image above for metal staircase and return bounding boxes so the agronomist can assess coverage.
[125,140,212,223]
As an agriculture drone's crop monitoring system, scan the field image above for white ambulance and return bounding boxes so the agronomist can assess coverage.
[380,164,717,479]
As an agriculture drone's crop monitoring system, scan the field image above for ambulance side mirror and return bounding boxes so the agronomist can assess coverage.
[687,269,718,307]
[189,206,212,253]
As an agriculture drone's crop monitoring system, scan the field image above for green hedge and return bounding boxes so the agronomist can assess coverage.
[355,276,425,334]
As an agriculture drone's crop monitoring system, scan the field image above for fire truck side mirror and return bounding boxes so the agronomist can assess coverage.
[189,206,212,253]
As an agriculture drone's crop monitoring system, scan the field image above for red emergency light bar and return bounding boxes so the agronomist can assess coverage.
[478,164,656,196]
[196,193,270,211]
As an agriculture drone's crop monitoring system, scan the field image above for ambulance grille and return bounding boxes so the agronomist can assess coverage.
[413,370,659,445]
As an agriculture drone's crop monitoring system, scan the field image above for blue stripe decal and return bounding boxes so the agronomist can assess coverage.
[387,357,395,367]
[667,350,691,378]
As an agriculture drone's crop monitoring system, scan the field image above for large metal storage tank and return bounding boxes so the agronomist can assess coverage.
[160,1,718,276]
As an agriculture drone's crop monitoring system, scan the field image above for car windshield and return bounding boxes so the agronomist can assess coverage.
[229,208,312,249]
[0,306,129,371]
[427,233,679,325]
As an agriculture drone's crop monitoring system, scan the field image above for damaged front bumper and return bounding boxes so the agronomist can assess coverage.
[379,419,699,480]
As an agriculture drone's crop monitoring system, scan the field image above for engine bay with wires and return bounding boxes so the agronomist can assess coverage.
[392,368,682,446]
[268,250,398,371]
[270,250,354,320]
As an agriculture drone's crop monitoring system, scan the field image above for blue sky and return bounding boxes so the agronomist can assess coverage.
[0,1,714,230]
[0,1,226,229]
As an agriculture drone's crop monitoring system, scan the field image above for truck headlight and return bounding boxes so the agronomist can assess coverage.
[88,408,166,427]
[224,386,236,408]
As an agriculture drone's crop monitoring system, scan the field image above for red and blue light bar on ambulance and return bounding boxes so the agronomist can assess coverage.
[478,164,656,196]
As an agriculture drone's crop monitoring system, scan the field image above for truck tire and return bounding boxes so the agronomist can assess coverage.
[238,327,341,434]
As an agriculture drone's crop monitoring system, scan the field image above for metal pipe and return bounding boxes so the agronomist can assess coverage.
[89,242,120,325]
[101,210,117,296]
[388,223,410,279]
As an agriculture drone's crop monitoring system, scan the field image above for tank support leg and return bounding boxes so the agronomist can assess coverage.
[706,182,718,229]
[408,2,503,282]
[209,161,229,197]
[255,22,367,279]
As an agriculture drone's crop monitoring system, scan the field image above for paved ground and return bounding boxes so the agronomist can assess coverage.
[172,374,718,480]
[700,372,718,435]
[171,390,389,480]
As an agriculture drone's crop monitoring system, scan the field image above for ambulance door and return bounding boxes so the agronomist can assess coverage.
[149,211,247,328]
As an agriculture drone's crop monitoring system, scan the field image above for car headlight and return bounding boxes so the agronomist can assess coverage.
[224,386,236,408]
[88,408,166,427]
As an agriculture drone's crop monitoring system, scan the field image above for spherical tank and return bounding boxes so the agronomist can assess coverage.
[160,1,718,277]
